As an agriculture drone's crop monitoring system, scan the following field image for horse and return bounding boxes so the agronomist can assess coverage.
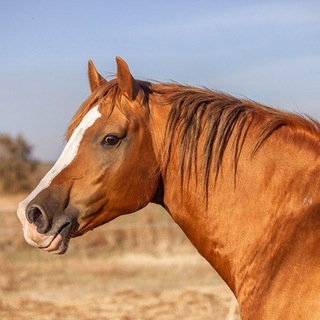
[17,57,320,319]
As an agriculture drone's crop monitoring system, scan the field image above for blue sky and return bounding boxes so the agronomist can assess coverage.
[1,0,320,161]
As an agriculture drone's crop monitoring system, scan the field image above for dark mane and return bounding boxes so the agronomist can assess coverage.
[151,83,320,193]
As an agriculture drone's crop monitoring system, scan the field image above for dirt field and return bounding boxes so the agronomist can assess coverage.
[0,194,239,320]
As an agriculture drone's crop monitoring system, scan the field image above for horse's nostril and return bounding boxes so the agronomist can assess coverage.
[27,206,45,228]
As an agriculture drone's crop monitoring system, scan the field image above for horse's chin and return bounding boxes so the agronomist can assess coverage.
[72,225,93,237]
[72,216,106,237]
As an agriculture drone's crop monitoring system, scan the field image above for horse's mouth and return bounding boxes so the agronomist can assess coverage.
[40,221,75,255]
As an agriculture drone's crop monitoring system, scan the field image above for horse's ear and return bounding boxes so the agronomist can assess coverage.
[116,56,141,101]
[88,60,108,93]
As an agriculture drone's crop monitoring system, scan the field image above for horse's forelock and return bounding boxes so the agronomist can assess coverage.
[65,81,120,140]
[66,79,152,141]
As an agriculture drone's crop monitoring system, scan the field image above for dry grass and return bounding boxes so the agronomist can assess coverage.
[0,194,239,320]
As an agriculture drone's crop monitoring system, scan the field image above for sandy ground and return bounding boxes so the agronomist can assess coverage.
[0,195,240,320]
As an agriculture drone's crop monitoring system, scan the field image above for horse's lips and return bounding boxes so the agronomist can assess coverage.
[40,222,73,254]
[41,233,64,252]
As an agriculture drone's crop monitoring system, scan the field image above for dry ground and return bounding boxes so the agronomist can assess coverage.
[0,194,239,320]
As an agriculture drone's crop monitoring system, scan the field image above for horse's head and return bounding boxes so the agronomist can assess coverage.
[17,57,160,254]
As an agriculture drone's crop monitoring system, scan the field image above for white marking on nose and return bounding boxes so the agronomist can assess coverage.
[17,105,101,232]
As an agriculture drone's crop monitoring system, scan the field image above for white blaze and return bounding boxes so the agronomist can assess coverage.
[17,105,101,244]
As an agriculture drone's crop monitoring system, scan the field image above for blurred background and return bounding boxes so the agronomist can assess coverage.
[1,1,319,319]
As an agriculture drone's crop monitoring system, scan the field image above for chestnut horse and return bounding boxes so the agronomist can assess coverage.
[17,57,320,319]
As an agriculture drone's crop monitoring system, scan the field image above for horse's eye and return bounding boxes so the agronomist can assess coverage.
[102,135,120,146]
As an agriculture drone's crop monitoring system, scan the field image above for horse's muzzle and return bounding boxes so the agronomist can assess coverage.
[18,185,79,254]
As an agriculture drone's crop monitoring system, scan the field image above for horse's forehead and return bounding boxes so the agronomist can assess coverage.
[68,89,138,139]
[67,103,106,140]
[77,105,102,133]
[56,105,102,165]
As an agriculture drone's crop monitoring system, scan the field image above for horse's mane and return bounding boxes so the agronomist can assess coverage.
[67,80,320,194]
[152,83,320,192]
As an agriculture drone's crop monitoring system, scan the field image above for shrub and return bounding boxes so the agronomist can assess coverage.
[0,134,38,193]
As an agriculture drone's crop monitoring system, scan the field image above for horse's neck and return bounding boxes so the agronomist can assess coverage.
[149,102,320,317]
